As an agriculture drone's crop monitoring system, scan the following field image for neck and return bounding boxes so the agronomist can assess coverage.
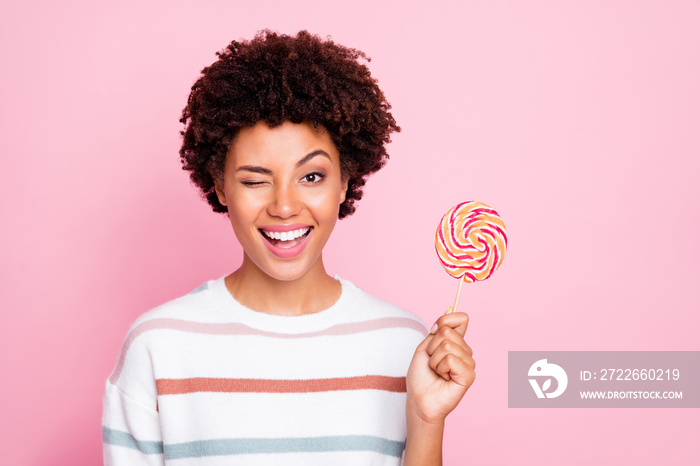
[223,254,341,316]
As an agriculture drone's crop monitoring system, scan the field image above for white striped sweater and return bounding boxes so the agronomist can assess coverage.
[102,276,427,465]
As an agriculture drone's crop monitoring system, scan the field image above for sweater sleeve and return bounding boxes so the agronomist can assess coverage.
[102,380,164,465]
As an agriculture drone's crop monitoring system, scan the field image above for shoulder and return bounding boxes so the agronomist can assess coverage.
[334,278,427,370]
[127,279,220,328]
[116,277,230,356]
[337,277,428,334]
[106,278,224,387]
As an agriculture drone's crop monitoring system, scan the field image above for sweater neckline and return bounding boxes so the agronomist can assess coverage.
[206,275,353,333]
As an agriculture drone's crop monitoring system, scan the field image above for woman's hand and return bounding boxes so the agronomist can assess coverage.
[406,309,475,425]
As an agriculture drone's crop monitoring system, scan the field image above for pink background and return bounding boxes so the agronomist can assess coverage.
[1,1,698,464]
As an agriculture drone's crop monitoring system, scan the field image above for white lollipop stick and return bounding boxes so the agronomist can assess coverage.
[451,278,464,314]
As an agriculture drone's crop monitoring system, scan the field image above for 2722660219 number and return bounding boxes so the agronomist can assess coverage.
[599,368,679,381]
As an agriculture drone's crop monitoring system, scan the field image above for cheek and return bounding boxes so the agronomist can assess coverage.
[309,184,344,216]
[225,190,261,231]
[227,186,265,211]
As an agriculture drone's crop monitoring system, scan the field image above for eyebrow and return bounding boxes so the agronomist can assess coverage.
[236,150,331,175]
[295,150,331,167]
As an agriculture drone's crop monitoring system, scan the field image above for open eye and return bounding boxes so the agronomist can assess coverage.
[302,172,326,183]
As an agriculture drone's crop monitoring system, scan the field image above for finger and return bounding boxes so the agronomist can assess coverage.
[434,353,476,387]
[432,312,469,338]
[431,338,473,362]
[430,307,460,334]
[428,340,474,374]
[426,326,471,356]
[426,325,471,356]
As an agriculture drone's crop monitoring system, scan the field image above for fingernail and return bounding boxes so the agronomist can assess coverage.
[445,306,454,315]
[429,322,438,334]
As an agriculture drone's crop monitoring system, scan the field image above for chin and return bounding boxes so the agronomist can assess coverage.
[256,257,320,283]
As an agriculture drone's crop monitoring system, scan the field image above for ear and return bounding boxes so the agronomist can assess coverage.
[214,178,227,207]
[339,179,349,204]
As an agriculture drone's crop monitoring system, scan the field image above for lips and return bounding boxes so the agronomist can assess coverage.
[259,225,313,258]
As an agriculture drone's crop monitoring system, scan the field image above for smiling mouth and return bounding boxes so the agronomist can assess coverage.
[259,227,312,249]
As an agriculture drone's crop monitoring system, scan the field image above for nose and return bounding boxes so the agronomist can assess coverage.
[266,182,302,219]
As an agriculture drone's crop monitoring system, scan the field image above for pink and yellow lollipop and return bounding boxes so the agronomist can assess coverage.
[435,201,507,311]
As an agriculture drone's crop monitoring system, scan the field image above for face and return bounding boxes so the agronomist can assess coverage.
[215,120,348,282]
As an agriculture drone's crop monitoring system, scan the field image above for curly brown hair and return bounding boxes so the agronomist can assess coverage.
[179,30,400,219]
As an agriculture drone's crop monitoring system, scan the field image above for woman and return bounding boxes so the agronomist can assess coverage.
[103,30,475,465]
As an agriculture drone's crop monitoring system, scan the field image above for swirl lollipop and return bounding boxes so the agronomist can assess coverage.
[435,201,507,311]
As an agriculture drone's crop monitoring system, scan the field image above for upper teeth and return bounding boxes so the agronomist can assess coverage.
[262,228,310,241]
